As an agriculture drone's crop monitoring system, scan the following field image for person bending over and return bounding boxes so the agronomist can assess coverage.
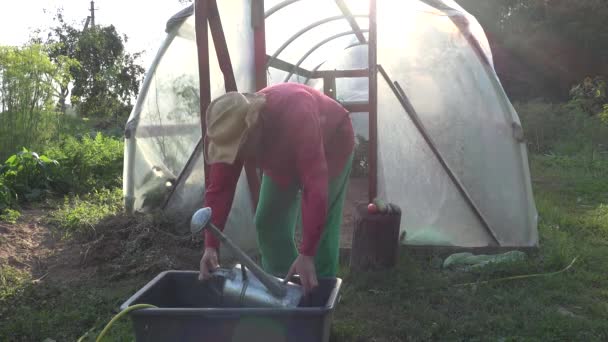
[199,82,354,293]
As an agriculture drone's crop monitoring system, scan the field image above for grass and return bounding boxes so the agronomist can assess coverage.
[47,187,123,239]
[331,154,608,341]
[0,266,143,342]
[0,154,607,341]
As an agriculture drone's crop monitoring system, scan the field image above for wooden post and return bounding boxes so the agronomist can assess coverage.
[246,0,267,210]
[195,0,211,185]
[368,0,378,203]
[323,76,336,99]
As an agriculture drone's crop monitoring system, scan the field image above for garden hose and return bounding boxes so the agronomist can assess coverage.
[452,256,578,287]
[411,256,579,292]
[78,304,157,342]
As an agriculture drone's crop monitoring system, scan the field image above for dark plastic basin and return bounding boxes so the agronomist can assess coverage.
[120,271,342,342]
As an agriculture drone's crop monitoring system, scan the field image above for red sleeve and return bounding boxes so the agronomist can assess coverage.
[287,93,329,256]
[202,161,243,250]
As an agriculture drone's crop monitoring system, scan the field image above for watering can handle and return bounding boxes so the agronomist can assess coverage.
[205,223,288,298]
[191,207,289,298]
[209,268,234,280]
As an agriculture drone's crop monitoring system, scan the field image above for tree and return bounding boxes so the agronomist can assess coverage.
[44,11,145,123]
[0,44,75,160]
[457,0,608,100]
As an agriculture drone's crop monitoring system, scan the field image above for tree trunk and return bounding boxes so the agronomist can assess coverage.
[350,203,402,272]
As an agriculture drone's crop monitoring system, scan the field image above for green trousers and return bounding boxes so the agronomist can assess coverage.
[254,154,353,277]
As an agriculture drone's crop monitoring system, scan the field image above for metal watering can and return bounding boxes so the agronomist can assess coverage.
[190,207,303,308]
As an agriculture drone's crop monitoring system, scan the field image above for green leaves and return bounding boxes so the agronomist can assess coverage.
[600,105,608,125]
[48,188,123,240]
[0,148,60,204]
[459,0,608,100]
[0,178,16,211]
[44,133,124,194]
[0,44,78,161]
[45,14,144,121]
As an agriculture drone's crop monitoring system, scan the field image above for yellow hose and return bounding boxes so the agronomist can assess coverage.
[93,304,157,342]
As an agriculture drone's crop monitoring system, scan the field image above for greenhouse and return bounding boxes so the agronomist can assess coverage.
[123,0,538,258]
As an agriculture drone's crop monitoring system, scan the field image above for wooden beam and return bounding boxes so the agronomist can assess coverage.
[133,124,201,138]
[342,101,370,113]
[368,0,378,202]
[313,69,368,78]
[252,0,267,91]
[266,55,313,79]
[208,0,237,92]
[248,0,267,210]
[323,76,336,99]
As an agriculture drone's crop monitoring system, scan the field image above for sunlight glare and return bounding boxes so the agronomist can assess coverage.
[343,0,370,15]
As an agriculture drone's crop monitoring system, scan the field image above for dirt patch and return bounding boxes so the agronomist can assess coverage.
[0,176,367,286]
[0,208,204,286]
[0,209,60,279]
[69,213,203,281]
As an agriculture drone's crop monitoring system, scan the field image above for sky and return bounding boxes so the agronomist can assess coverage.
[0,0,188,67]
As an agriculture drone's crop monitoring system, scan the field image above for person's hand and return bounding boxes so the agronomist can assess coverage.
[284,254,318,294]
[199,247,219,281]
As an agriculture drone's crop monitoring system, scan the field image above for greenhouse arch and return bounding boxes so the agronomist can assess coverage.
[123,0,538,259]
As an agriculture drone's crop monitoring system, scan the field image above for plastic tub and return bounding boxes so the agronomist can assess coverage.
[120,271,342,342]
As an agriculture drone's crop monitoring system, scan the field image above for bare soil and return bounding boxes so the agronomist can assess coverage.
[0,176,368,286]
[0,208,66,281]
[0,210,202,286]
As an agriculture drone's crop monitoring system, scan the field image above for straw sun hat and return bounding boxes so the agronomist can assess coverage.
[205,92,267,164]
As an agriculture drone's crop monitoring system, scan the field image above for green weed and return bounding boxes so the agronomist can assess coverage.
[0,275,142,342]
[516,100,608,156]
[44,133,124,194]
[47,187,123,239]
[0,148,60,203]
[0,208,21,224]
[0,265,30,301]
[331,154,608,341]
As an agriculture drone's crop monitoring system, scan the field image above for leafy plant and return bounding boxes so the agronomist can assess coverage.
[0,177,16,211]
[0,265,30,301]
[569,76,607,116]
[0,148,59,202]
[600,104,608,125]
[44,133,124,194]
[0,208,21,224]
[516,100,608,157]
[0,44,76,161]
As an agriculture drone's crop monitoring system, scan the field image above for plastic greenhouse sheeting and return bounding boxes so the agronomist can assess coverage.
[376,1,536,247]
[123,0,538,259]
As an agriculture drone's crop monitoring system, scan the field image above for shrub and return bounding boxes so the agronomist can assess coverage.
[0,208,20,224]
[569,76,607,116]
[516,100,608,156]
[0,148,59,203]
[47,187,123,239]
[0,177,16,212]
[44,133,124,194]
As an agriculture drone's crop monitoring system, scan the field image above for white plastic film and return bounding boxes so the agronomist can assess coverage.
[376,1,537,247]
[126,1,259,254]
[125,0,538,251]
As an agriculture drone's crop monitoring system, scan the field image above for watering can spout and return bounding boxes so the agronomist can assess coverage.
[190,207,302,305]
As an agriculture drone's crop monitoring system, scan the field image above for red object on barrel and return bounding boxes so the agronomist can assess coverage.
[367,203,378,214]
